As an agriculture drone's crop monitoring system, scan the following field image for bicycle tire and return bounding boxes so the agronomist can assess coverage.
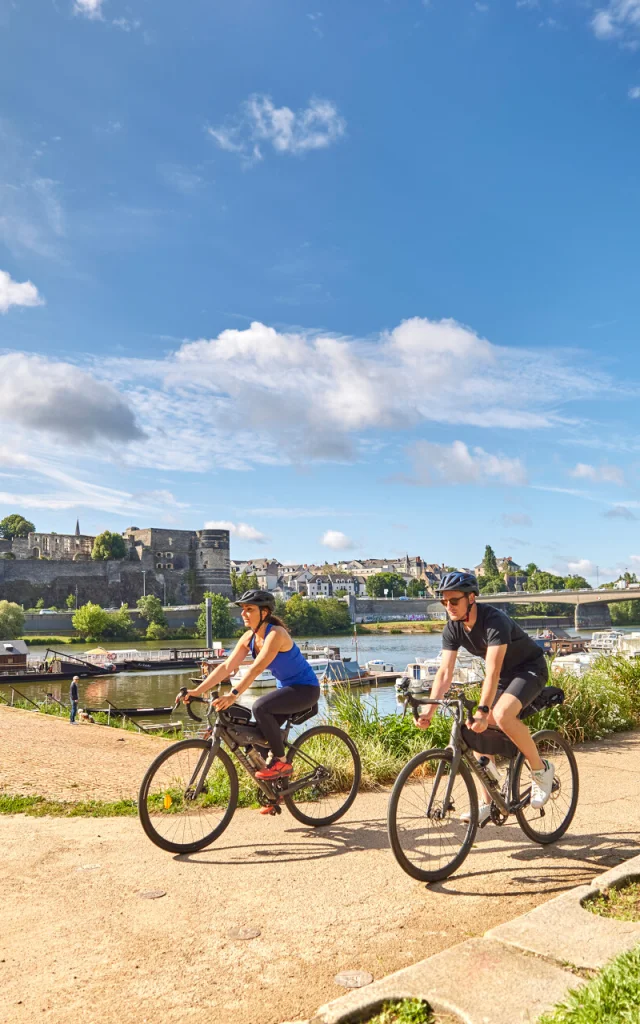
[282,725,361,826]
[138,739,238,854]
[512,729,579,845]
[388,748,478,882]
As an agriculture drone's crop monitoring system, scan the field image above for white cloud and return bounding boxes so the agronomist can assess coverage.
[321,530,355,550]
[569,462,624,485]
[207,94,346,163]
[0,270,44,313]
[205,520,268,543]
[0,122,66,260]
[591,2,640,42]
[0,353,141,442]
[629,86,640,98]
[604,505,636,519]
[407,440,527,486]
[567,558,597,576]
[74,0,105,19]
[113,17,141,31]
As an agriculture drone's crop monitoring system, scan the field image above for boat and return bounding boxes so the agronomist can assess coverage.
[590,630,625,652]
[0,647,116,685]
[364,658,395,673]
[395,650,485,694]
[551,651,599,677]
[83,645,227,673]
[533,628,588,656]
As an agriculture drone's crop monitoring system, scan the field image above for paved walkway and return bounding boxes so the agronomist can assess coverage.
[1,710,640,1024]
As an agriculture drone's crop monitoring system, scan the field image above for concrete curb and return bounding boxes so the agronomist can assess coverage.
[291,852,640,1024]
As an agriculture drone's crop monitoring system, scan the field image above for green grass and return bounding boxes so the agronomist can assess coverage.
[364,1000,434,1024]
[584,882,640,922]
[0,793,137,817]
[538,946,640,1024]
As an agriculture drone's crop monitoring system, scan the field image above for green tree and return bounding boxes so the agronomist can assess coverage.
[65,593,76,610]
[317,598,352,633]
[0,514,35,540]
[35,598,45,610]
[610,600,640,625]
[136,595,167,627]
[145,622,169,640]
[196,592,237,639]
[365,572,407,598]
[236,570,250,595]
[92,531,126,561]
[247,572,260,590]
[523,563,539,577]
[284,594,324,635]
[103,604,137,640]
[0,600,25,638]
[481,545,499,578]
[406,578,427,598]
[479,574,506,595]
[564,575,591,590]
[230,568,239,598]
[72,602,110,640]
[334,588,348,598]
[528,571,566,592]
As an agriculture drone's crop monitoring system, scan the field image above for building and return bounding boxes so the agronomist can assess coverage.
[123,526,232,596]
[20,520,94,561]
[236,558,281,591]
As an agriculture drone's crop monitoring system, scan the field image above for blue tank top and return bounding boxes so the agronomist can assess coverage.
[249,624,320,688]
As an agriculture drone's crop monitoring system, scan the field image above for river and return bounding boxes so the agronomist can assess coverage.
[10,627,637,722]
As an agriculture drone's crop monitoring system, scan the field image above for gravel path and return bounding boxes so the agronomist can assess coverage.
[1,713,640,1024]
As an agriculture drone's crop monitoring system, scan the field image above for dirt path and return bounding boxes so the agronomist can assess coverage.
[2,718,640,1024]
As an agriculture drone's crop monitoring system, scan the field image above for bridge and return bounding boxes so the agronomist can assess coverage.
[476,588,639,629]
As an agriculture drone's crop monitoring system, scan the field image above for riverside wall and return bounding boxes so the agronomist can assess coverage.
[348,597,445,623]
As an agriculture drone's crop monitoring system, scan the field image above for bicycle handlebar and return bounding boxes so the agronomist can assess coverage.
[176,686,219,723]
[399,688,477,725]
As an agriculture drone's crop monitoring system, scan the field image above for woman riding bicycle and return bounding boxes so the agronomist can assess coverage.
[184,589,321,789]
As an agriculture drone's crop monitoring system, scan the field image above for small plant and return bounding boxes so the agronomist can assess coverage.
[365,999,433,1024]
[584,881,640,922]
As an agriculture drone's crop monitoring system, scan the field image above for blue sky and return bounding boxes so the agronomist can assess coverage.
[1,0,640,581]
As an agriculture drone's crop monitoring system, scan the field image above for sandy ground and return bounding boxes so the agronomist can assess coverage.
[1,709,640,1024]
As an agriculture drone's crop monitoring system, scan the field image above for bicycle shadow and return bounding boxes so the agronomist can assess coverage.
[428,826,640,896]
[174,816,392,866]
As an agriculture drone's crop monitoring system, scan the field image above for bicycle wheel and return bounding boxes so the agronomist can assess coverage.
[282,725,361,826]
[512,730,579,844]
[388,749,478,882]
[138,739,238,854]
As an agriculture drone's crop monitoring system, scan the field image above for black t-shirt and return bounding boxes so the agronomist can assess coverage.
[442,604,543,678]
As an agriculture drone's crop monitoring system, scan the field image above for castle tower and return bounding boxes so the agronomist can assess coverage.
[194,528,232,599]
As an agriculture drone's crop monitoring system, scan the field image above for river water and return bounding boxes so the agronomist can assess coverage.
[11,627,636,723]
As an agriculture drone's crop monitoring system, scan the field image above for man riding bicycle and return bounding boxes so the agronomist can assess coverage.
[417,570,554,825]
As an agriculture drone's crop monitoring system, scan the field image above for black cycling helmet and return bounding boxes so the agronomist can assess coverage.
[234,588,276,611]
[435,571,479,596]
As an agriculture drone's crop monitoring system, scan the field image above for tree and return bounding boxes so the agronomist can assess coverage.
[72,602,110,640]
[65,593,76,610]
[136,595,167,627]
[479,574,506,595]
[528,571,566,592]
[35,598,45,610]
[406,578,426,598]
[247,572,260,590]
[284,594,324,635]
[230,568,239,598]
[481,545,499,578]
[145,622,169,640]
[334,588,348,598]
[365,572,407,598]
[103,604,137,640]
[92,531,126,561]
[317,598,351,633]
[0,514,35,540]
[0,600,25,639]
[564,575,591,590]
[196,592,237,639]
[523,563,539,577]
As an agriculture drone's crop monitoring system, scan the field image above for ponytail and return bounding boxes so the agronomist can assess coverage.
[266,612,289,632]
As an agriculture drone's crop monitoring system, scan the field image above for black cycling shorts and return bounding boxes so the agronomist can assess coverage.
[493,656,548,711]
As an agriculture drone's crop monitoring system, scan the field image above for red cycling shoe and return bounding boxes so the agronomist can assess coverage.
[255,760,292,780]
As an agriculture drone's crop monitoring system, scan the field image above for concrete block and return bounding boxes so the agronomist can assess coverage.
[486,853,640,970]
[309,938,580,1024]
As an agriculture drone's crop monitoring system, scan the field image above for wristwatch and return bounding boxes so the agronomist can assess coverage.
[477,705,490,714]
[230,687,240,697]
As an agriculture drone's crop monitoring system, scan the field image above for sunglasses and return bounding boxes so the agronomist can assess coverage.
[440,596,468,607]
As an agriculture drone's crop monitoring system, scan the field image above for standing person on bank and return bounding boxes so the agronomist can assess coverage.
[184,590,320,807]
[417,571,555,826]
[70,675,79,724]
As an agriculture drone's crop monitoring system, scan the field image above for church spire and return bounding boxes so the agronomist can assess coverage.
[75,519,80,537]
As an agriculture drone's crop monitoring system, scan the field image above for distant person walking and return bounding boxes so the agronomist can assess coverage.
[70,676,79,724]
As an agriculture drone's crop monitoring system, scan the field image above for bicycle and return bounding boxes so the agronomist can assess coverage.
[387,683,579,882]
[138,686,361,854]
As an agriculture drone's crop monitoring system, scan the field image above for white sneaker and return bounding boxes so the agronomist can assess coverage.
[530,759,555,809]
[460,802,491,825]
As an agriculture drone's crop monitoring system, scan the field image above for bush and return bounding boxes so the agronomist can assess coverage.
[72,602,110,640]
[0,600,25,639]
[102,604,138,641]
[146,622,168,641]
[137,595,167,628]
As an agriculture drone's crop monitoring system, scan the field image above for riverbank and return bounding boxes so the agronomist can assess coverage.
[358,620,444,634]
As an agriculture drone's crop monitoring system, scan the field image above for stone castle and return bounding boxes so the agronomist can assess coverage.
[0,522,232,608]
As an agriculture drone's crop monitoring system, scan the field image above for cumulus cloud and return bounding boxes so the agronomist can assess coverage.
[205,520,268,543]
[604,505,636,519]
[629,86,640,98]
[406,440,527,486]
[501,512,532,527]
[0,270,44,313]
[0,353,142,443]
[591,2,640,42]
[207,94,346,163]
[567,558,597,576]
[74,0,105,18]
[570,462,624,485]
[321,530,355,551]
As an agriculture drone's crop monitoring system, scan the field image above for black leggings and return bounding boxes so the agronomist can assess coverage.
[252,685,320,759]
